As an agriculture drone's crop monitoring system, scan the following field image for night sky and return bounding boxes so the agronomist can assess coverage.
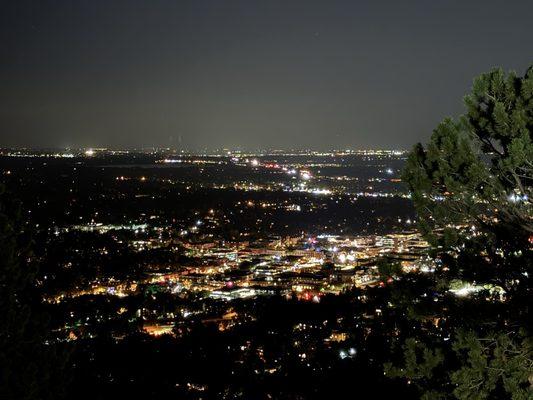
[2,1,532,150]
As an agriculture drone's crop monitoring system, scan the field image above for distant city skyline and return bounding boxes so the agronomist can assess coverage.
[0,146,409,153]
[2,0,532,150]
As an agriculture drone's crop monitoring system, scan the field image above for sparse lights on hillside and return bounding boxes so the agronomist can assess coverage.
[508,193,528,203]
[339,348,356,359]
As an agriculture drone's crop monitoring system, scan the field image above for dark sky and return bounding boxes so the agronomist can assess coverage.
[2,0,532,150]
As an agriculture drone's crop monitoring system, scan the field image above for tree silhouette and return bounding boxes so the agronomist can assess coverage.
[0,184,67,400]
[388,65,533,399]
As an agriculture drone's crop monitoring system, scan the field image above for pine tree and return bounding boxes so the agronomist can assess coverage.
[404,66,533,245]
[386,65,533,398]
